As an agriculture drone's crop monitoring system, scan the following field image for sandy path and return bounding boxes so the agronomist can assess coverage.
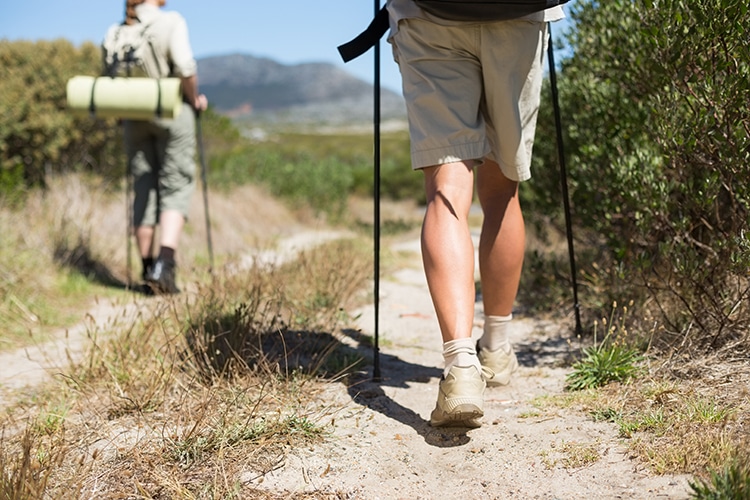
[248,234,693,499]
[0,298,147,407]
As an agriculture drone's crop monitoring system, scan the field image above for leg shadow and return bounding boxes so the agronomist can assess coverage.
[53,239,131,290]
[339,328,479,448]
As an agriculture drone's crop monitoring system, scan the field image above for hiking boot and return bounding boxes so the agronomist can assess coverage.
[429,365,486,428]
[145,257,180,294]
[477,343,519,387]
[141,257,154,282]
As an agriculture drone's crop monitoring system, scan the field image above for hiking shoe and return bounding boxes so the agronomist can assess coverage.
[141,258,154,282]
[429,365,486,428]
[477,343,519,387]
[145,257,180,294]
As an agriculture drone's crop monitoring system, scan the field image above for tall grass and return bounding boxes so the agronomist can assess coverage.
[0,175,127,347]
[0,232,371,498]
[0,170,310,351]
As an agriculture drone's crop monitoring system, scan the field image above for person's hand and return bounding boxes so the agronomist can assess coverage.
[194,94,208,112]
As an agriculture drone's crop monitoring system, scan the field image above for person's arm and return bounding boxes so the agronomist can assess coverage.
[169,15,208,112]
[180,74,208,112]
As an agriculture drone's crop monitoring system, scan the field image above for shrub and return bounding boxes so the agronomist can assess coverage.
[527,0,750,351]
[0,39,123,192]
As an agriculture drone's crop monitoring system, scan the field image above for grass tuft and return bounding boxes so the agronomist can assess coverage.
[565,342,643,391]
[689,458,750,500]
[566,302,644,391]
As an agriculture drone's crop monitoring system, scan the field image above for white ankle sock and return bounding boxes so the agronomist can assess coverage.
[442,338,480,377]
[478,314,513,352]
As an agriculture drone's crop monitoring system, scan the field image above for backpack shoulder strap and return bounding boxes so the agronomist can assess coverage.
[102,19,164,77]
[139,21,166,77]
[338,6,389,63]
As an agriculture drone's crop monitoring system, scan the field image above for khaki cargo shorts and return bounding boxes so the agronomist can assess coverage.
[390,17,548,181]
[125,102,197,226]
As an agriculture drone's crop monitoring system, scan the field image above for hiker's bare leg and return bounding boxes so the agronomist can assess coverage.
[476,159,525,317]
[421,161,476,343]
[135,225,155,259]
[158,209,185,251]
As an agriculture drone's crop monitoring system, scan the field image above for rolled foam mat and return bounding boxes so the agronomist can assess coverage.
[66,76,183,120]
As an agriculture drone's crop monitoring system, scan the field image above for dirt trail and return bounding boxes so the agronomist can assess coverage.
[0,227,694,499]
[249,233,694,499]
[0,298,145,407]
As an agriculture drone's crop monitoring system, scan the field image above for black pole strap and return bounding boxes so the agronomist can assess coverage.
[88,78,99,117]
[546,22,582,335]
[338,6,389,63]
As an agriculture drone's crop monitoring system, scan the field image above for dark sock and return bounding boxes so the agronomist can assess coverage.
[158,246,176,262]
[142,257,154,272]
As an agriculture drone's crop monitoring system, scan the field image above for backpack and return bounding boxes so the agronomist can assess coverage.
[338,0,570,62]
[102,21,163,78]
[68,19,181,120]
[415,0,569,21]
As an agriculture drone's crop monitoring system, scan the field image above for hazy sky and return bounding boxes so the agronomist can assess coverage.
[1,1,573,95]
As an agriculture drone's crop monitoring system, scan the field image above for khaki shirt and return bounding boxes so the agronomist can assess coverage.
[132,3,197,78]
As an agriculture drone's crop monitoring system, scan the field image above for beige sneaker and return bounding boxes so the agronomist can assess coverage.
[429,365,486,428]
[478,344,519,387]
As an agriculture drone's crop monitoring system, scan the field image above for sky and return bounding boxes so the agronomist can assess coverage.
[1,1,573,96]
[0,0,405,92]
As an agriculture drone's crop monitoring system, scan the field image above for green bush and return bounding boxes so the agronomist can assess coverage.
[527,0,750,348]
[0,40,123,192]
[206,130,418,217]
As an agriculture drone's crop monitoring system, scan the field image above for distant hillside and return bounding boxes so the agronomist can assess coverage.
[197,54,406,125]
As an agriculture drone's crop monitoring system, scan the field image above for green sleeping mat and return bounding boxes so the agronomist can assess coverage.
[66,76,183,120]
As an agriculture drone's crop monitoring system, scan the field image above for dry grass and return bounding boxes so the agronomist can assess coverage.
[534,363,750,480]
[0,174,306,349]
[529,298,750,483]
[540,439,602,470]
[0,173,376,497]
[0,231,372,498]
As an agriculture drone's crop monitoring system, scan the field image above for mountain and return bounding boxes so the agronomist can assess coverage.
[196,54,406,125]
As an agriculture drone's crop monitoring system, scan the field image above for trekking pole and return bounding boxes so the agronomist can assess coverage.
[547,22,582,335]
[336,1,387,380]
[195,111,215,274]
[126,162,133,290]
[372,0,382,381]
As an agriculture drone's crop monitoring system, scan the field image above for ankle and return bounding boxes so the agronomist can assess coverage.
[479,314,513,351]
[443,338,481,377]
